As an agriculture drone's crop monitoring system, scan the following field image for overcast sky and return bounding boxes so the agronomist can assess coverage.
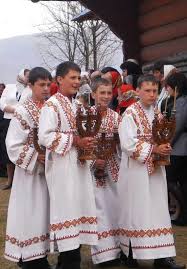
[0,0,47,39]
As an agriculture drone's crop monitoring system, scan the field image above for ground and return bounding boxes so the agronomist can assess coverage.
[0,177,187,269]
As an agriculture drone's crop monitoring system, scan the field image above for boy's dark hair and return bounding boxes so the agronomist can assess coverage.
[152,60,171,74]
[166,72,187,96]
[29,67,52,85]
[137,74,159,88]
[56,61,81,77]
[101,66,119,74]
[91,77,112,93]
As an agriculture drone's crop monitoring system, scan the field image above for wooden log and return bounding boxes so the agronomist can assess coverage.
[139,0,187,32]
[141,37,187,63]
[140,0,174,15]
[140,19,187,47]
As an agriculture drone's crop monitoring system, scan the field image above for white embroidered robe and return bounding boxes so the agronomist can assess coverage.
[90,108,122,264]
[38,92,98,253]
[4,99,50,262]
[118,101,176,259]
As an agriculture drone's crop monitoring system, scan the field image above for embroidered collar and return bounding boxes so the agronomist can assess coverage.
[55,92,76,130]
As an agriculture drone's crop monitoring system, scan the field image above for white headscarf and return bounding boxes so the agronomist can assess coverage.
[164,65,176,80]
[16,68,29,101]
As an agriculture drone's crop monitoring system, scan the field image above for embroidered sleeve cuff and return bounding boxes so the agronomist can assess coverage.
[47,132,73,156]
[16,146,38,173]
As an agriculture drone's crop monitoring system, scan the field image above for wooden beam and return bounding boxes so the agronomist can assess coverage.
[139,0,187,32]
[140,0,174,14]
[140,18,187,47]
[141,36,187,62]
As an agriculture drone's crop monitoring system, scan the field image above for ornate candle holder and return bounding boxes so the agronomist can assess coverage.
[94,127,120,179]
[76,105,102,160]
[152,107,176,166]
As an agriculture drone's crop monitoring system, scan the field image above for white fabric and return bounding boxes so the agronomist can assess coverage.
[38,92,98,253]
[19,86,32,104]
[4,99,50,262]
[118,101,176,260]
[157,87,168,111]
[164,65,175,80]
[91,108,122,264]
[0,84,18,119]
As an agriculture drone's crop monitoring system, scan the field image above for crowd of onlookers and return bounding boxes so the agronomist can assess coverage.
[0,59,187,226]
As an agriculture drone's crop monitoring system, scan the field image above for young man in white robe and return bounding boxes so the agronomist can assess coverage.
[90,77,122,266]
[4,67,52,269]
[118,74,185,269]
[38,61,98,269]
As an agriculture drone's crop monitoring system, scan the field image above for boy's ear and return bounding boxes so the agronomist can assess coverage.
[136,87,140,94]
[57,76,63,84]
[28,82,32,88]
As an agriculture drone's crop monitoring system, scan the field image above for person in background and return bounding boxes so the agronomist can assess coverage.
[101,68,122,111]
[164,72,187,226]
[50,69,59,96]
[0,83,7,177]
[120,60,142,89]
[0,69,30,190]
[152,60,176,110]
[16,68,31,104]
[116,84,138,115]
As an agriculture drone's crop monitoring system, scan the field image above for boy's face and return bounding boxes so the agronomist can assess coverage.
[92,85,112,109]
[137,81,158,107]
[30,79,51,101]
[57,70,81,97]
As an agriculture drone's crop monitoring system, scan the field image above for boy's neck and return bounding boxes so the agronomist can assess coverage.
[139,100,152,109]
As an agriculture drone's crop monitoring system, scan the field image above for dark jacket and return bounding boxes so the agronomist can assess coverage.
[170,95,187,156]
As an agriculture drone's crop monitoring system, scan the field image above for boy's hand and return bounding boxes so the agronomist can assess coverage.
[94,159,106,170]
[153,143,172,156]
[37,153,45,164]
[73,136,96,150]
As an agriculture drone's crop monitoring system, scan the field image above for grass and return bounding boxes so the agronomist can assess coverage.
[0,177,187,269]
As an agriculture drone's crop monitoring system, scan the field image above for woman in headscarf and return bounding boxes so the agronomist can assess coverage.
[16,68,31,104]
[0,68,30,190]
[101,68,122,111]
[120,60,142,89]
[164,72,187,225]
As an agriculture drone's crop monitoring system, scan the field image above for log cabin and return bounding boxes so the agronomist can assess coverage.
[31,0,187,74]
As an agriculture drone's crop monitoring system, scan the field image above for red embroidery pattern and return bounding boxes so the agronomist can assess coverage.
[92,107,120,183]
[50,217,97,232]
[98,229,121,240]
[95,178,107,188]
[120,228,173,238]
[5,250,49,262]
[55,92,76,131]
[24,99,41,127]
[107,155,119,182]
[132,140,144,160]
[121,242,174,250]
[16,129,34,169]
[92,246,120,256]
[48,132,61,152]
[5,233,49,248]
[14,112,30,130]
[97,228,173,241]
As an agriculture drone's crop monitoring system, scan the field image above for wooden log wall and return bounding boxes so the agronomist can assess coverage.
[139,0,187,63]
